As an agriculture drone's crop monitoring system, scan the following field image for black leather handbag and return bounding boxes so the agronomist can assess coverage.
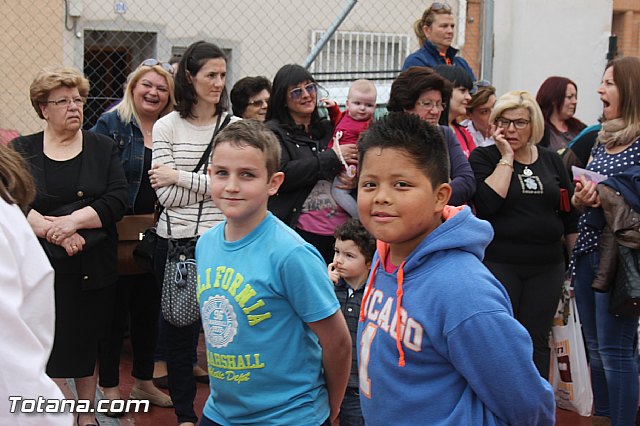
[609,244,640,317]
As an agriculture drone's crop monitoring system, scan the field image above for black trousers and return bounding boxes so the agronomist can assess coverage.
[98,272,160,387]
[484,260,565,379]
[155,236,199,424]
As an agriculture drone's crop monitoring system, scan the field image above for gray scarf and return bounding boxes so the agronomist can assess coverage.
[598,118,640,149]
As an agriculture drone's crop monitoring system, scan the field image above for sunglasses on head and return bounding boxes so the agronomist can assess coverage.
[430,2,452,12]
[289,83,317,101]
[140,58,174,75]
[470,79,492,95]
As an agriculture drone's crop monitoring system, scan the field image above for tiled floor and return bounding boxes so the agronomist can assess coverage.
[99,335,593,425]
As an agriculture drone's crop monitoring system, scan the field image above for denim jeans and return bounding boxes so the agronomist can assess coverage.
[573,250,639,426]
[339,387,364,426]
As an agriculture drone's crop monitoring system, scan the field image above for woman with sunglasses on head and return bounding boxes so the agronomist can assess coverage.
[230,75,271,121]
[434,64,476,158]
[468,91,579,379]
[11,67,128,426]
[403,2,475,79]
[265,64,356,263]
[150,41,237,426]
[536,76,586,154]
[91,58,175,414]
[571,57,640,426]
[461,81,496,148]
[386,66,475,205]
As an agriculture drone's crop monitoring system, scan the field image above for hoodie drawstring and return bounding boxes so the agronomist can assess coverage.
[395,261,406,367]
[359,257,407,367]
[359,258,379,323]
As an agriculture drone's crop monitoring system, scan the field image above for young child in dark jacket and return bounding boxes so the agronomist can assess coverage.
[327,219,376,426]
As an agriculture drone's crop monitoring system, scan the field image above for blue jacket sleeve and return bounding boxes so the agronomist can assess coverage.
[447,311,556,426]
[441,126,476,205]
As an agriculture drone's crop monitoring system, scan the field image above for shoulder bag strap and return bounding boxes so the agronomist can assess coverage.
[193,113,232,174]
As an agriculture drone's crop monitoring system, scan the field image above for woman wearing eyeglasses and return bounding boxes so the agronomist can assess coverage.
[403,2,475,79]
[265,64,355,263]
[230,75,271,121]
[536,76,586,153]
[468,91,579,379]
[11,67,128,426]
[386,66,476,205]
[91,58,175,413]
[149,41,237,426]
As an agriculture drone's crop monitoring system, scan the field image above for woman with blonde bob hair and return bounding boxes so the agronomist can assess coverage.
[469,90,579,379]
[91,58,175,414]
[12,66,128,426]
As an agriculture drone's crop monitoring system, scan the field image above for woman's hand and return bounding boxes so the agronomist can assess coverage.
[491,125,514,162]
[149,163,179,189]
[59,233,86,257]
[572,176,601,208]
[44,215,79,243]
[334,143,358,164]
[327,263,340,285]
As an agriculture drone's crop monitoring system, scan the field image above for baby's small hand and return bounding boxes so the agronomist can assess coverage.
[320,98,337,108]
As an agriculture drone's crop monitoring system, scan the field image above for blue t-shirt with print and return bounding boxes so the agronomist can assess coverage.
[196,212,339,425]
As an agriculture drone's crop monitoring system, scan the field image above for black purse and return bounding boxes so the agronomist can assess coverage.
[161,204,202,327]
[609,244,640,317]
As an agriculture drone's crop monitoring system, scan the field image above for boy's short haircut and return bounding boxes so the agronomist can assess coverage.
[359,112,449,187]
[334,219,376,263]
[348,79,377,98]
[212,119,282,177]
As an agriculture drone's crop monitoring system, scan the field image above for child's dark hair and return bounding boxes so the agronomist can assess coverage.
[334,219,376,263]
[359,112,449,187]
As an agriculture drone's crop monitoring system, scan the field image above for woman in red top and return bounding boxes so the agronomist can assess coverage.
[434,64,476,158]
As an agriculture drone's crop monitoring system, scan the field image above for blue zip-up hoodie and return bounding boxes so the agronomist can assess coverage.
[403,39,476,80]
[358,206,555,426]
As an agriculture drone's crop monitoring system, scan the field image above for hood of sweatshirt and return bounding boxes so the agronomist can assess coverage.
[360,205,495,366]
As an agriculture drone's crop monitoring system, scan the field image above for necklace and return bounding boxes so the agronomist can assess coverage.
[523,144,533,177]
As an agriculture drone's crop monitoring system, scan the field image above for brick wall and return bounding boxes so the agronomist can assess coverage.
[461,0,483,79]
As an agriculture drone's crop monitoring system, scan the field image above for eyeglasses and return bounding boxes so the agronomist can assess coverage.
[141,58,174,75]
[416,100,445,111]
[289,83,317,101]
[247,98,269,107]
[429,2,452,12]
[495,117,530,130]
[45,97,85,108]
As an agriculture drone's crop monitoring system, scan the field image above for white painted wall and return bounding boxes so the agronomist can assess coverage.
[493,0,613,124]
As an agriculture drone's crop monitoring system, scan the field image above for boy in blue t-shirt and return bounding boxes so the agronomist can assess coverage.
[356,112,555,426]
[196,120,351,426]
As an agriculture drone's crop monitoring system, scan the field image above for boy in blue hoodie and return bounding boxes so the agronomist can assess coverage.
[356,112,555,426]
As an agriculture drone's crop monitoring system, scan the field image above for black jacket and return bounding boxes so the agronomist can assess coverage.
[11,131,128,289]
[265,119,341,226]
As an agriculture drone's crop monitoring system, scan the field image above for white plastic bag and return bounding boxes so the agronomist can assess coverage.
[550,296,593,416]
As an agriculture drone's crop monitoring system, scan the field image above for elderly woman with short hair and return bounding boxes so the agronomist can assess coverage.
[230,75,271,121]
[387,66,475,205]
[468,91,579,379]
[11,66,128,426]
